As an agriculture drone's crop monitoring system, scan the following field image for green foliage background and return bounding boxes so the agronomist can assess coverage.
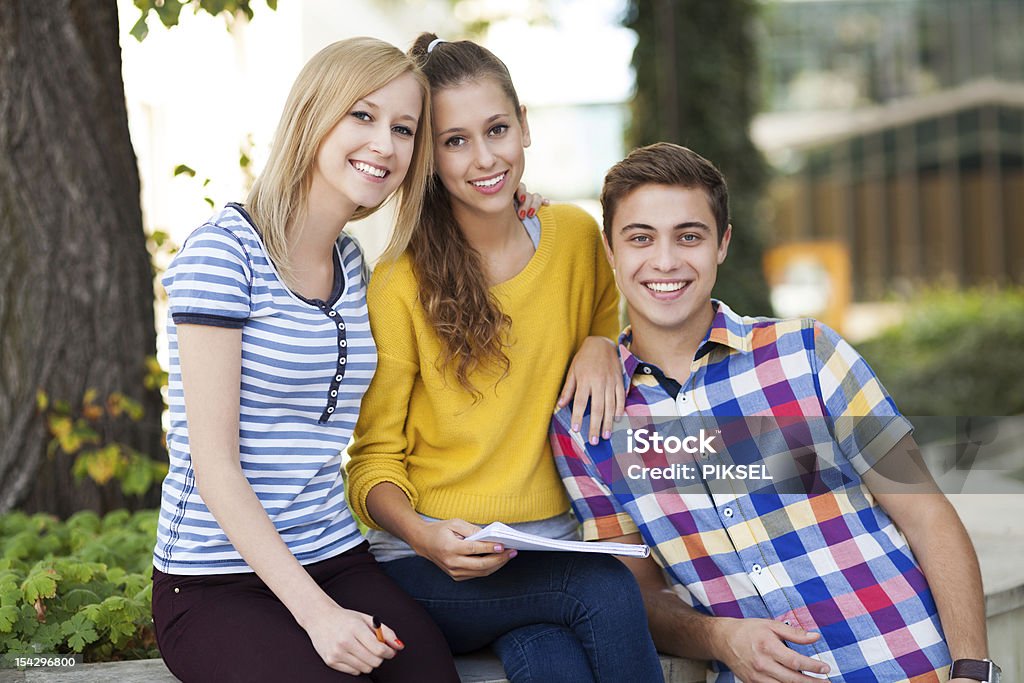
[0,511,158,662]
[857,289,1024,416]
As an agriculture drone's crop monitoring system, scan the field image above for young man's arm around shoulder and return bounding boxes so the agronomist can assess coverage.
[862,433,988,683]
[609,533,831,682]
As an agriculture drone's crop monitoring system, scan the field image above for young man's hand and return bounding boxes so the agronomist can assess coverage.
[711,617,830,682]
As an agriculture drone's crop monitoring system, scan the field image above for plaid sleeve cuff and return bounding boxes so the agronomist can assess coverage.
[846,414,915,476]
[581,513,639,541]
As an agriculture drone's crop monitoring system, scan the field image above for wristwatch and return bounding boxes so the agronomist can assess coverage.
[950,659,1001,682]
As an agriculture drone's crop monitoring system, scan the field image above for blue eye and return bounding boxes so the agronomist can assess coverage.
[393,125,414,137]
[630,234,652,244]
[680,233,700,243]
[351,111,372,122]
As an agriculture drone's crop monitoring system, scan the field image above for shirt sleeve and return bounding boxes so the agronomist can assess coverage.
[346,260,421,529]
[163,225,252,328]
[811,320,913,475]
[550,408,638,541]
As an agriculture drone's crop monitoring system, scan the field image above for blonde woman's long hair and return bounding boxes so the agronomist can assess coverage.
[246,37,432,284]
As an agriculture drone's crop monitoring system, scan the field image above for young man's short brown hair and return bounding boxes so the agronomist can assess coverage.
[600,142,730,244]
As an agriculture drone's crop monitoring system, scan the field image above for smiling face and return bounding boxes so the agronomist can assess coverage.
[309,71,423,217]
[431,78,531,222]
[606,184,731,337]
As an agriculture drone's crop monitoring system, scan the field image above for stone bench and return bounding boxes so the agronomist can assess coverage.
[5,494,1022,682]
[1,653,707,682]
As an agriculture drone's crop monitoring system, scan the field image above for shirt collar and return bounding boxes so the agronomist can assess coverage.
[616,300,755,389]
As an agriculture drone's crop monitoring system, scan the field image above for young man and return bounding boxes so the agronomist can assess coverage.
[551,143,996,682]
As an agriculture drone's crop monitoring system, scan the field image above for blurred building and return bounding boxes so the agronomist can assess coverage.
[754,0,1024,303]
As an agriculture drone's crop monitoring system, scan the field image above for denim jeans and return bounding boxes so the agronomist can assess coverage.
[382,551,663,683]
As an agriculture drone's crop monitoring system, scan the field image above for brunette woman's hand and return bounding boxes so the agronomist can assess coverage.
[557,336,624,445]
[410,518,517,581]
[303,603,402,675]
[515,182,549,220]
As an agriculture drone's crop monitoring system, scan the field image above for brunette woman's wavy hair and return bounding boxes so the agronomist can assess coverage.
[406,33,524,398]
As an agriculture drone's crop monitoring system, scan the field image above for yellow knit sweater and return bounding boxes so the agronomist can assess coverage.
[347,204,619,528]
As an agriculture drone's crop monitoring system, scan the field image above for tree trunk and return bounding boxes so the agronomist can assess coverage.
[0,0,164,515]
[627,0,771,316]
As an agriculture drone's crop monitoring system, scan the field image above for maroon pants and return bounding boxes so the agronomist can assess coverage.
[152,543,459,683]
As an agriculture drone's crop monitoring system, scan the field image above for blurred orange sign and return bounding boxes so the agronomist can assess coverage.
[763,241,851,333]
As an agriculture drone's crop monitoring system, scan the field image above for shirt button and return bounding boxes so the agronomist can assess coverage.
[723,508,733,518]
[330,390,338,397]
[173,587,180,594]
[642,366,652,375]
[752,564,762,574]
[326,406,335,414]
[339,358,347,365]
[784,620,792,626]
[680,395,687,401]
[338,323,345,330]
[339,340,347,347]
[328,311,337,317]
[335,374,343,381]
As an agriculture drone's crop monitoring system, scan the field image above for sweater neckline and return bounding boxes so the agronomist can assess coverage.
[490,204,555,297]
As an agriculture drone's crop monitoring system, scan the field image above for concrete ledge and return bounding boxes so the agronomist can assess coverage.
[4,496,1020,682]
[0,653,706,683]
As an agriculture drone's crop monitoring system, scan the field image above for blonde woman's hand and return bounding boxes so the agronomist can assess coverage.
[515,182,549,220]
[410,518,517,580]
[303,603,401,675]
[557,336,624,445]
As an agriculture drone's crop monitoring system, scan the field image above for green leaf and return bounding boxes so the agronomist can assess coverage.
[266,0,277,10]
[62,613,99,652]
[173,164,197,178]
[0,605,18,633]
[33,621,63,649]
[148,230,170,247]
[129,14,150,42]
[22,569,59,602]
[200,0,229,15]
[204,197,215,208]
[120,456,153,497]
[153,0,185,28]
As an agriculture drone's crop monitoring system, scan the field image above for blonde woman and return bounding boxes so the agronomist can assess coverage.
[151,38,459,682]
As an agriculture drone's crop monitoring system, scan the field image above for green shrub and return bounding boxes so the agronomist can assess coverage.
[0,509,158,661]
[856,288,1024,416]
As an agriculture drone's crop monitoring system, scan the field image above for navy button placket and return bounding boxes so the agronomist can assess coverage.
[315,300,347,424]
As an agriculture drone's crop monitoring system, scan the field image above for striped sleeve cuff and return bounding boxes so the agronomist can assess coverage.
[172,312,247,329]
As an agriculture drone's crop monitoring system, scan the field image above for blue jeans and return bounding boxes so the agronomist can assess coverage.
[381,551,662,683]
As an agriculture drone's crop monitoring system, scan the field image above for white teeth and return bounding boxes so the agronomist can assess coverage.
[646,282,685,292]
[353,161,386,178]
[471,173,505,188]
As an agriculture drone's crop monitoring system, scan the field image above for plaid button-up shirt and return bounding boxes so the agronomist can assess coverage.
[551,302,950,682]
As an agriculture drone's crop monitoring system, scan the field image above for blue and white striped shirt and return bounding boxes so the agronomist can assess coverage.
[154,204,375,574]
